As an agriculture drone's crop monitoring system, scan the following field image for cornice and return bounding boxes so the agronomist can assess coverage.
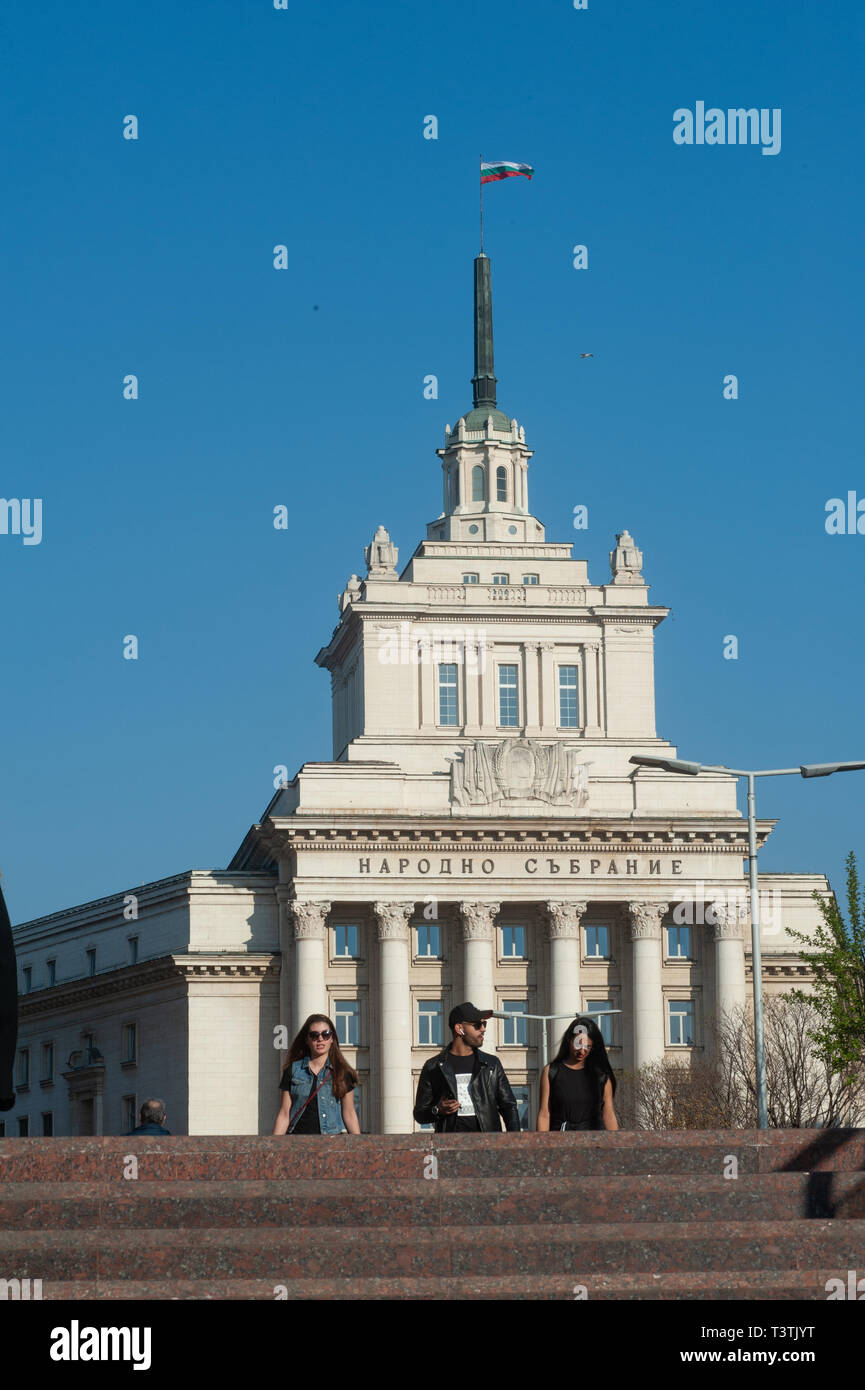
[263,820,767,855]
[17,953,278,1016]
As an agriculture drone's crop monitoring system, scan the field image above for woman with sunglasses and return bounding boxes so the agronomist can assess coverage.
[536,1016,618,1131]
[273,1013,360,1135]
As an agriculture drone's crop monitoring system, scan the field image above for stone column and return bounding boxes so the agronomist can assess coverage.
[710,899,747,1033]
[627,901,669,1068]
[583,641,602,736]
[460,901,500,1053]
[276,884,293,1041]
[290,900,331,1034]
[374,901,415,1134]
[545,900,588,1021]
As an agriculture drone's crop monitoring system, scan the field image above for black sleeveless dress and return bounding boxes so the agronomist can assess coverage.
[549,1063,599,1130]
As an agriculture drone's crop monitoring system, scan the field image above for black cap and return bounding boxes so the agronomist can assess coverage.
[448,1001,493,1029]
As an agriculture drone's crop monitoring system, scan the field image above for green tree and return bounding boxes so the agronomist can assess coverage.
[787,851,865,1082]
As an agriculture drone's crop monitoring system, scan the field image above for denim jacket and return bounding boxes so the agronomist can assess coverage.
[287,1058,346,1134]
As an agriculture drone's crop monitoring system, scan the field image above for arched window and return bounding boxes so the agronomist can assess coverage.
[496,466,507,502]
[471,465,485,501]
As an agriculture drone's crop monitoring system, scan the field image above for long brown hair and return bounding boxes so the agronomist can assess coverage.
[281,1013,358,1101]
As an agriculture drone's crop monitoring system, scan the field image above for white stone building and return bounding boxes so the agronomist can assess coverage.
[8,254,829,1137]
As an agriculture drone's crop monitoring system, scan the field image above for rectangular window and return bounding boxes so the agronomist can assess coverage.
[668,999,695,1046]
[129,937,139,965]
[334,1000,360,1047]
[584,925,610,959]
[417,999,443,1047]
[438,663,459,726]
[22,967,32,994]
[47,959,56,987]
[501,1000,528,1046]
[333,924,359,958]
[415,923,441,958]
[666,925,691,959]
[40,1043,54,1083]
[462,573,479,585]
[511,1084,531,1131]
[122,1095,137,1133]
[122,1023,137,1064]
[498,664,519,726]
[16,1049,30,1088]
[17,1117,28,1137]
[492,573,509,585]
[501,925,526,958]
[558,665,579,728]
[522,574,539,585]
[41,1112,53,1137]
[86,948,96,977]
[586,999,614,1045]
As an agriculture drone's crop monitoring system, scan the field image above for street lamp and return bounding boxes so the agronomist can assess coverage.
[490,1008,621,1070]
[630,754,865,1128]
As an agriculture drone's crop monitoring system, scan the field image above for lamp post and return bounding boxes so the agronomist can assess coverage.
[490,1008,622,1070]
[629,755,865,1129]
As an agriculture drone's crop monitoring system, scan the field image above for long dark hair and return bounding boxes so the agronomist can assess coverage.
[554,1016,617,1099]
[281,1013,358,1101]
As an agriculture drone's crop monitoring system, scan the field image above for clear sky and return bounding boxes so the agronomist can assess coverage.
[2,0,863,925]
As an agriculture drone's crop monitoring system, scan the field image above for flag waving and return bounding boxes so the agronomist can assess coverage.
[480,161,534,184]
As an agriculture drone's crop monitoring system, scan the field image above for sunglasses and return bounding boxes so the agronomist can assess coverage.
[307,1029,333,1041]
[470,1020,487,1028]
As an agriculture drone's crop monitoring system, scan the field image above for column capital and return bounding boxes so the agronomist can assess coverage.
[290,899,331,940]
[627,901,669,941]
[710,898,748,941]
[545,900,589,940]
[460,901,500,941]
[373,900,414,942]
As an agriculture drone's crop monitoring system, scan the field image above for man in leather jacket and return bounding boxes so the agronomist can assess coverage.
[413,1002,521,1132]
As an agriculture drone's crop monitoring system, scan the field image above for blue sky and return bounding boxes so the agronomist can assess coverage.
[2,0,863,924]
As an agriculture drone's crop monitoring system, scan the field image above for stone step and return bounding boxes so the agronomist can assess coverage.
[1,1130,862,1182]
[2,1221,863,1280]
[21,1269,852,1300]
[1,1173,862,1228]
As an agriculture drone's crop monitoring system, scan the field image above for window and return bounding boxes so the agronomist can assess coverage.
[122,1095,137,1133]
[511,1085,531,1130]
[501,1001,528,1046]
[415,923,441,958]
[128,937,139,965]
[22,967,32,994]
[501,925,526,958]
[438,663,459,726]
[498,664,519,727]
[334,1000,360,1047]
[668,999,695,1046]
[584,925,610,959]
[418,999,443,1047]
[17,1117,28,1137]
[15,1048,29,1088]
[47,959,56,987]
[0,1124,5,1138]
[496,466,507,501]
[451,467,460,507]
[40,1043,54,1083]
[492,573,509,585]
[86,948,96,977]
[462,573,479,585]
[471,464,485,501]
[666,925,691,959]
[558,665,579,728]
[586,999,614,1045]
[122,1023,137,1064]
[41,1112,53,1137]
[522,574,539,585]
[333,924,359,958]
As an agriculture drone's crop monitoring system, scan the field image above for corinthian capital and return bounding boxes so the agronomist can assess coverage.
[373,901,414,942]
[709,897,748,941]
[545,900,588,940]
[627,901,669,941]
[290,900,331,940]
[459,901,500,941]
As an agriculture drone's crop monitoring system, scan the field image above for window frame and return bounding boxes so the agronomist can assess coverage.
[667,998,696,1047]
[583,924,611,961]
[500,1000,529,1047]
[333,998,361,1049]
[414,922,442,960]
[521,574,540,585]
[557,663,580,729]
[499,924,527,960]
[497,662,520,728]
[331,923,361,961]
[437,662,460,727]
[417,998,444,1048]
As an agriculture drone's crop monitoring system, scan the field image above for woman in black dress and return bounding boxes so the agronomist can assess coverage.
[536,1016,618,1131]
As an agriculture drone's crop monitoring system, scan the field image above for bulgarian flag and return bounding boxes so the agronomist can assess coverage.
[480,161,534,184]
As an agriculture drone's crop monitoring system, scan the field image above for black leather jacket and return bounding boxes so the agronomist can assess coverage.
[413,1046,521,1132]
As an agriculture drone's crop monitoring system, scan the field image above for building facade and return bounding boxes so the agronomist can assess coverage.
[8,254,829,1136]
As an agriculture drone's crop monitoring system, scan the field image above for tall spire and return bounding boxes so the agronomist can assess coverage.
[471,253,497,409]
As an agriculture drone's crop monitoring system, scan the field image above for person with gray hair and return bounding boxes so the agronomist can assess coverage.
[127,1099,171,1135]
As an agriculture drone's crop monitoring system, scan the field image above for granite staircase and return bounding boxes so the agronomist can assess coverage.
[1,1130,863,1300]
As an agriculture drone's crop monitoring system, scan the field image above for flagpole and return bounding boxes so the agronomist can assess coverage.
[479,153,484,253]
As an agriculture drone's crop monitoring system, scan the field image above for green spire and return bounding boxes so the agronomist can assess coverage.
[472,253,497,408]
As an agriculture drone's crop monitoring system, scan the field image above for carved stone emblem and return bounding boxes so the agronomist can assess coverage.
[449,739,591,809]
